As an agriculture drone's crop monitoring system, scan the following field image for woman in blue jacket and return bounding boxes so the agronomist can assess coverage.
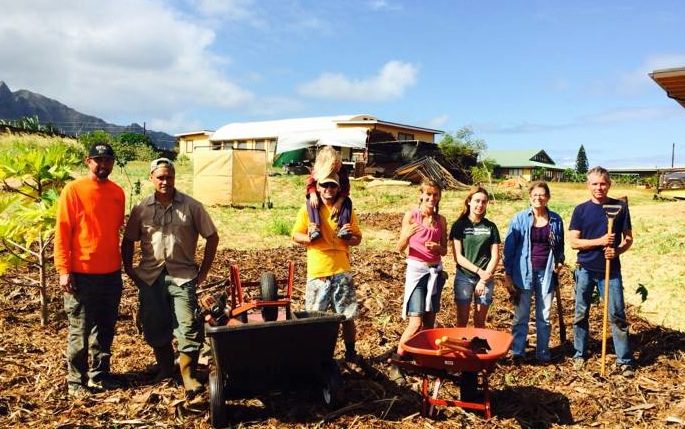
[503,181,564,363]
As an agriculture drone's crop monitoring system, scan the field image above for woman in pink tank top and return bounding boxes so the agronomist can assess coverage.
[389,179,448,384]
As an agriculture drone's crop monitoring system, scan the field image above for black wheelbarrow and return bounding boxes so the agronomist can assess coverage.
[205,310,346,428]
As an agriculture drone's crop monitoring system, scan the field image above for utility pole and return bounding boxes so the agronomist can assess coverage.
[672,142,675,168]
[143,121,146,135]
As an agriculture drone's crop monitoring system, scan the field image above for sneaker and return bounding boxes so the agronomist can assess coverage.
[512,355,525,366]
[67,383,91,399]
[309,230,321,241]
[87,376,123,392]
[336,229,352,240]
[572,358,586,371]
[390,352,412,362]
[616,363,636,378]
[388,364,406,386]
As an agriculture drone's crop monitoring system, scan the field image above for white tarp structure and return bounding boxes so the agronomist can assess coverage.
[274,127,368,154]
[193,150,267,206]
[209,115,372,155]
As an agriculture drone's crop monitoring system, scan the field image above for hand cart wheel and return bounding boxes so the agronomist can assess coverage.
[321,360,343,409]
[260,272,278,322]
[209,368,228,428]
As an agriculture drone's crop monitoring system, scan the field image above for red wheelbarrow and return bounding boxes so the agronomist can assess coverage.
[390,327,512,418]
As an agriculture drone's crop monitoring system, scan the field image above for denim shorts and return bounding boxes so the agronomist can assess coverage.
[453,270,494,305]
[305,272,358,320]
[406,272,445,316]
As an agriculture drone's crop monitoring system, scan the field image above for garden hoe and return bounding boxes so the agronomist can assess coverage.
[600,204,622,376]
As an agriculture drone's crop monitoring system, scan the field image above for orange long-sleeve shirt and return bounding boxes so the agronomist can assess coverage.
[54,176,125,274]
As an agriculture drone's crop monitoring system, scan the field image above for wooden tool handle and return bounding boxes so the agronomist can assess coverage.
[435,338,474,355]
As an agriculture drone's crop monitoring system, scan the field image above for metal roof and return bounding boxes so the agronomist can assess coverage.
[486,149,564,170]
[210,114,443,141]
[650,67,685,109]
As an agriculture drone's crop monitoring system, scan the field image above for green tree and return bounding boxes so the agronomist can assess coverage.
[118,132,159,162]
[563,168,583,182]
[575,145,589,175]
[471,158,496,185]
[439,127,487,182]
[0,138,82,325]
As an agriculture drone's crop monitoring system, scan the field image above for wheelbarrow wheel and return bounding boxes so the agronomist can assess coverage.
[261,272,278,322]
[209,369,228,428]
[321,360,343,409]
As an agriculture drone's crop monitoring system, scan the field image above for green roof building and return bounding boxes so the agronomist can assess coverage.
[486,149,565,181]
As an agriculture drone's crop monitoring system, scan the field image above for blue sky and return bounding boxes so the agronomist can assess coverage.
[1,0,685,168]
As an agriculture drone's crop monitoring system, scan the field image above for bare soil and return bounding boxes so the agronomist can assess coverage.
[1,212,684,428]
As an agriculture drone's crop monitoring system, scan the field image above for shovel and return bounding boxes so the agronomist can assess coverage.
[600,204,622,376]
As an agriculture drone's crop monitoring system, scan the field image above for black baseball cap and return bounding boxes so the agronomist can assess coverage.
[88,143,115,159]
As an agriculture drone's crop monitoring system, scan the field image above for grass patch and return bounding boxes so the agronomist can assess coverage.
[264,216,294,236]
[11,152,682,331]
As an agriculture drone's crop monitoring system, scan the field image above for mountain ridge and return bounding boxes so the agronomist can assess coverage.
[0,81,175,149]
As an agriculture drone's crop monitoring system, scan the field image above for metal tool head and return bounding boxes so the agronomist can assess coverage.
[602,204,622,218]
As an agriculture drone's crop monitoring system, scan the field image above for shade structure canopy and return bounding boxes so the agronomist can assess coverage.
[275,127,368,154]
[650,67,685,109]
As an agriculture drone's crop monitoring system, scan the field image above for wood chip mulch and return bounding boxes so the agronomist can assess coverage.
[1,219,684,428]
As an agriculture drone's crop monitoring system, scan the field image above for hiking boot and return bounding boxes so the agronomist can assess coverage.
[152,343,175,383]
[572,358,586,371]
[179,351,204,398]
[344,349,360,363]
[309,230,321,241]
[616,363,636,378]
[67,383,90,399]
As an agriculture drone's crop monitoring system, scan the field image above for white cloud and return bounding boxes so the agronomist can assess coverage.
[580,106,680,125]
[368,0,403,12]
[148,113,204,134]
[426,114,449,129]
[194,0,254,19]
[615,54,685,95]
[192,0,269,29]
[297,61,418,102]
[0,0,254,125]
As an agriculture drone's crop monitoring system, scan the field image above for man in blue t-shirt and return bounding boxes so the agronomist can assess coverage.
[569,166,635,377]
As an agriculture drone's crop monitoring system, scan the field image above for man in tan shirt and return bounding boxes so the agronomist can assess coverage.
[122,157,218,397]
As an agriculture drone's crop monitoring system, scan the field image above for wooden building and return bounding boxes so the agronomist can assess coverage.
[487,149,566,181]
[176,114,442,164]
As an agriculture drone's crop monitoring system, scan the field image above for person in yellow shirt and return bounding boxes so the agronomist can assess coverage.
[291,173,362,361]
[54,142,125,398]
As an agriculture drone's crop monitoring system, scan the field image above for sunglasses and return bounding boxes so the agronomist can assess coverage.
[319,182,339,188]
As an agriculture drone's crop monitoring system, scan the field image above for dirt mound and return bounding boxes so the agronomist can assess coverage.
[1,247,684,428]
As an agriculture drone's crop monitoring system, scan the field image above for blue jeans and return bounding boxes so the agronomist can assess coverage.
[453,271,494,305]
[511,270,553,361]
[406,272,445,316]
[305,272,358,320]
[573,267,633,365]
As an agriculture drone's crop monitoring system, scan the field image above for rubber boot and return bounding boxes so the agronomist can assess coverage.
[152,344,175,383]
[178,351,203,397]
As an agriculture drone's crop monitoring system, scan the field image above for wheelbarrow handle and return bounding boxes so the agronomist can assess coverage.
[435,339,476,357]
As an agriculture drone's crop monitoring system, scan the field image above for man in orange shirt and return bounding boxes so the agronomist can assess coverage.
[54,142,125,398]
